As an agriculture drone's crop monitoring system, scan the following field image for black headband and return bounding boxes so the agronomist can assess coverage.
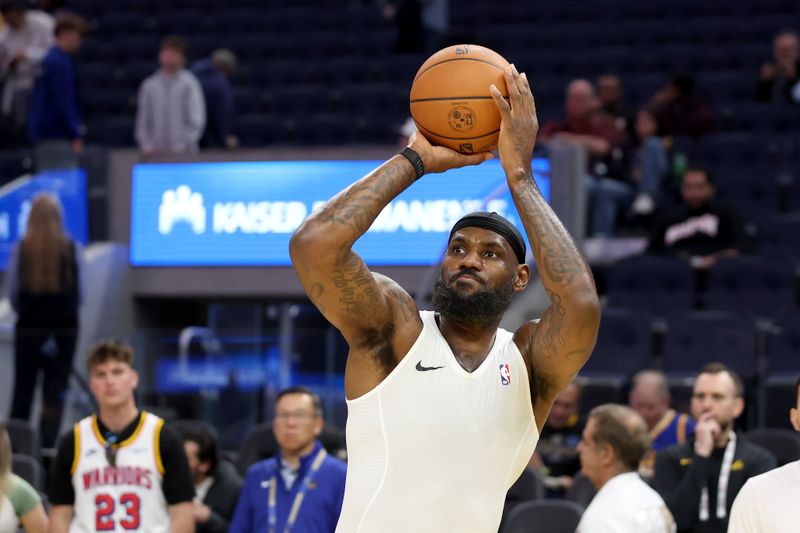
[449,212,526,264]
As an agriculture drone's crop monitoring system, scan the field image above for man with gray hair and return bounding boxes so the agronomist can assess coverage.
[630,370,696,477]
[576,404,675,533]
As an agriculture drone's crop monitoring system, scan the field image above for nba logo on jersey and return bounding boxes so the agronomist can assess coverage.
[499,363,511,386]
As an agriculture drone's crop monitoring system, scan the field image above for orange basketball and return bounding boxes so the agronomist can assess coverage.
[410,44,510,154]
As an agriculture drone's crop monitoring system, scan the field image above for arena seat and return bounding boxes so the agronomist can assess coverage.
[663,311,758,379]
[501,468,545,529]
[704,256,796,319]
[743,428,800,466]
[502,499,584,533]
[606,255,694,319]
[11,454,44,492]
[5,419,39,462]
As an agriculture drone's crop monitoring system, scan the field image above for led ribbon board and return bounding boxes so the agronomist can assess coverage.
[130,159,550,266]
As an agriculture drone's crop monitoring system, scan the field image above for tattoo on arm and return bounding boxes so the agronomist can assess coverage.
[512,177,587,288]
[316,160,413,243]
[533,290,566,360]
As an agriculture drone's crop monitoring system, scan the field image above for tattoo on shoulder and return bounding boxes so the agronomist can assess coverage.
[330,260,377,319]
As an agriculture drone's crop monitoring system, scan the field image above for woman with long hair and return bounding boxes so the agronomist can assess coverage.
[5,193,82,448]
[0,422,47,532]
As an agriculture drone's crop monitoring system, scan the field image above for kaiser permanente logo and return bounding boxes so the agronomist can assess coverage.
[157,185,512,236]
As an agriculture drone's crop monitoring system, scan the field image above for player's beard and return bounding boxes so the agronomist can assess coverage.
[431,275,514,325]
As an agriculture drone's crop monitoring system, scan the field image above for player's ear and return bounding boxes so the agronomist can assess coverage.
[513,264,530,291]
[791,407,800,432]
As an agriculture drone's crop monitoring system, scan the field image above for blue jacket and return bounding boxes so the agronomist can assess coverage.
[28,46,82,142]
[190,59,234,148]
[230,441,346,533]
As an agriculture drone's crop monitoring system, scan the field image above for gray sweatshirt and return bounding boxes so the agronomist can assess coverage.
[135,68,206,153]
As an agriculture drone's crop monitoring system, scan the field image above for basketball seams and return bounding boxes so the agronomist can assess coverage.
[415,122,501,141]
[412,57,507,83]
[410,96,511,103]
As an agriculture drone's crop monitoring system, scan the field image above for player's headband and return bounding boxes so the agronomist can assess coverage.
[449,212,526,264]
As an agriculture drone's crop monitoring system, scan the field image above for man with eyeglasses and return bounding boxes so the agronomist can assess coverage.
[230,386,347,533]
[48,339,195,533]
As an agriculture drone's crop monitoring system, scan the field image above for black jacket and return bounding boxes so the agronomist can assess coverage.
[198,461,243,533]
[652,435,776,533]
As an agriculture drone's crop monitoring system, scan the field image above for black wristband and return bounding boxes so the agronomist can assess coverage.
[399,146,425,180]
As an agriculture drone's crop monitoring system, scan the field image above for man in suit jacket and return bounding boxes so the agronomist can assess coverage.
[179,423,243,533]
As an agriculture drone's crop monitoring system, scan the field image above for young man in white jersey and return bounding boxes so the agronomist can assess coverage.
[727,375,800,532]
[48,339,195,533]
[290,65,601,532]
[576,404,675,533]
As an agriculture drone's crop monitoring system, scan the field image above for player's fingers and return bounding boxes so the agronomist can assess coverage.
[504,65,521,104]
[455,151,494,167]
[490,84,511,118]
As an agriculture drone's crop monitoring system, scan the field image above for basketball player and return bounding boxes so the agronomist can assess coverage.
[290,65,601,532]
[48,340,195,533]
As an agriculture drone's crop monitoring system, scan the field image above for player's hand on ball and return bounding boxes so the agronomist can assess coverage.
[408,130,492,175]
[490,65,539,176]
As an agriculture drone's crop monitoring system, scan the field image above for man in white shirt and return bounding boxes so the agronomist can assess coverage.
[577,404,676,533]
[0,0,53,142]
[728,376,800,532]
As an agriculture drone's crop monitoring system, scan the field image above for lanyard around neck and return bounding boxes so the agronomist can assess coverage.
[699,431,736,521]
[268,447,327,533]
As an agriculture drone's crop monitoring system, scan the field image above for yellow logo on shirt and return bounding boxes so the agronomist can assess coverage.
[680,458,692,466]
[731,459,745,471]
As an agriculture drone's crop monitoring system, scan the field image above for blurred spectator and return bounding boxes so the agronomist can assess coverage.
[540,79,624,236]
[421,0,449,52]
[27,13,86,171]
[179,424,243,533]
[652,363,776,533]
[629,370,696,478]
[596,73,626,131]
[576,404,675,533]
[530,380,583,497]
[729,375,800,532]
[647,74,714,138]
[230,387,346,533]
[191,49,238,149]
[0,0,54,145]
[755,29,800,104]
[48,340,195,532]
[590,107,670,236]
[540,79,621,170]
[0,421,48,533]
[135,35,205,157]
[4,193,83,449]
[647,166,746,270]
[382,0,424,53]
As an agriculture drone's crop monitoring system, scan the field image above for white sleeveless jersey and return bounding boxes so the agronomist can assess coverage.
[336,310,539,533]
[69,412,171,533]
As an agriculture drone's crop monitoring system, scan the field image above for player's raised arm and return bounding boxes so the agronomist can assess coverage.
[491,65,601,428]
[289,137,490,366]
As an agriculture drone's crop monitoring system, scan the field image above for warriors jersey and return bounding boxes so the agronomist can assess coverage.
[69,411,170,533]
[336,310,539,533]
